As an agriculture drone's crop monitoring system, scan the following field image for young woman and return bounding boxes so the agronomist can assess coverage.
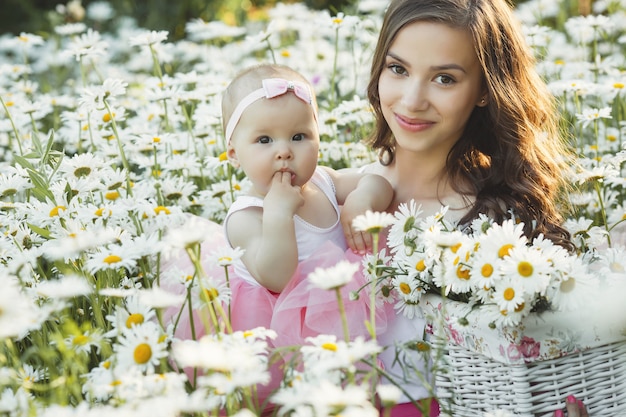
[359,0,579,415]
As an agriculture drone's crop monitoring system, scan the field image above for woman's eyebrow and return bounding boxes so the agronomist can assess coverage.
[386,52,467,74]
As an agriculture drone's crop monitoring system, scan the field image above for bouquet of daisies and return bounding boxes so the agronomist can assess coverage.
[381,201,599,328]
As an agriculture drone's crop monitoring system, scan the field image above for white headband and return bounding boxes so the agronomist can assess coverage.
[224,77,317,145]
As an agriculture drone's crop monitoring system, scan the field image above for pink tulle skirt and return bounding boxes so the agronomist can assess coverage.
[270,240,387,348]
[160,217,388,406]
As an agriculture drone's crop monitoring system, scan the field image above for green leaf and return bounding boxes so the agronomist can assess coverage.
[27,223,51,239]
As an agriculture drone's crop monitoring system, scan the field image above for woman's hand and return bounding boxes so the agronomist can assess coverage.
[553,395,589,417]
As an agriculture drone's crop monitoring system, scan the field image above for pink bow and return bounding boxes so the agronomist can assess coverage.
[262,78,312,104]
[225,77,317,144]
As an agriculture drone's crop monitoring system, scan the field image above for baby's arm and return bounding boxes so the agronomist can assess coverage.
[226,172,302,293]
[321,166,394,253]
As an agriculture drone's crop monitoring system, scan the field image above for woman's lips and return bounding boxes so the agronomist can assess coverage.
[395,113,434,132]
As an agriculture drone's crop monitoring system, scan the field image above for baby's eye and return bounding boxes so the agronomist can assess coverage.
[388,63,407,76]
[292,133,305,141]
[435,74,455,85]
[257,136,272,144]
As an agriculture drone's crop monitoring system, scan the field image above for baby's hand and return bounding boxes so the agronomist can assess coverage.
[264,171,304,215]
[340,202,373,254]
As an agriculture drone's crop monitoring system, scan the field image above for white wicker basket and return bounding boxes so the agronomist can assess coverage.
[421,294,626,417]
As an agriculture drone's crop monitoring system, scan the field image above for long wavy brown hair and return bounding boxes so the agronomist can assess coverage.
[366,0,573,249]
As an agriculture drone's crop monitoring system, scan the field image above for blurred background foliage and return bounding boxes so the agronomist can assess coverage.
[2,0,353,40]
[1,0,592,40]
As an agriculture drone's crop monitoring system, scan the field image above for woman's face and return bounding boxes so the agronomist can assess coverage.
[378,21,487,159]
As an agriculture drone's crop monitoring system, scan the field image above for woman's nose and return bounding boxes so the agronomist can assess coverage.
[401,81,429,112]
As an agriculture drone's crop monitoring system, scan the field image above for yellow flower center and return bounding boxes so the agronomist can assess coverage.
[105,191,120,200]
[218,152,228,161]
[126,313,144,328]
[450,243,462,253]
[243,331,253,338]
[503,287,515,301]
[456,266,470,280]
[280,49,290,57]
[415,259,426,272]
[49,205,67,217]
[481,263,494,277]
[154,206,170,215]
[399,282,411,294]
[103,255,122,264]
[203,287,219,302]
[514,302,525,313]
[73,335,89,345]
[94,207,109,216]
[321,342,337,351]
[153,136,161,143]
[517,261,533,277]
[134,343,152,364]
[102,112,115,123]
[498,244,514,258]
[613,82,624,89]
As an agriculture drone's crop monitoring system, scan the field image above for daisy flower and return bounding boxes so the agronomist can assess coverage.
[576,106,612,129]
[308,260,359,290]
[129,30,169,47]
[17,364,46,388]
[208,246,245,267]
[0,169,33,198]
[499,245,552,295]
[438,233,475,293]
[479,219,528,260]
[193,276,231,309]
[386,199,423,253]
[113,321,168,374]
[34,274,92,299]
[596,246,626,281]
[491,276,527,314]
[85,245,140,275]
[105,295,157,338]
[547,257,597,311]
[391,274,425,319]
[352,210,396,234]
[64,329,105,354]
[468,250,502,292]
[62,28,108,62]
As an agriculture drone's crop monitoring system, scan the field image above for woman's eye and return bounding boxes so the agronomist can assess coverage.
[258,136,272,144]
[292,133,305,141]
[435,74,455,85]
[389,64,407,76]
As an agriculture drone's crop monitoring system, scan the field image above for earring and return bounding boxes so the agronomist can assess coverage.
[480,98,487,105]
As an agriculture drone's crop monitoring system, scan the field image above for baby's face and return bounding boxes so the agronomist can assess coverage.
[227,93,320,197]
